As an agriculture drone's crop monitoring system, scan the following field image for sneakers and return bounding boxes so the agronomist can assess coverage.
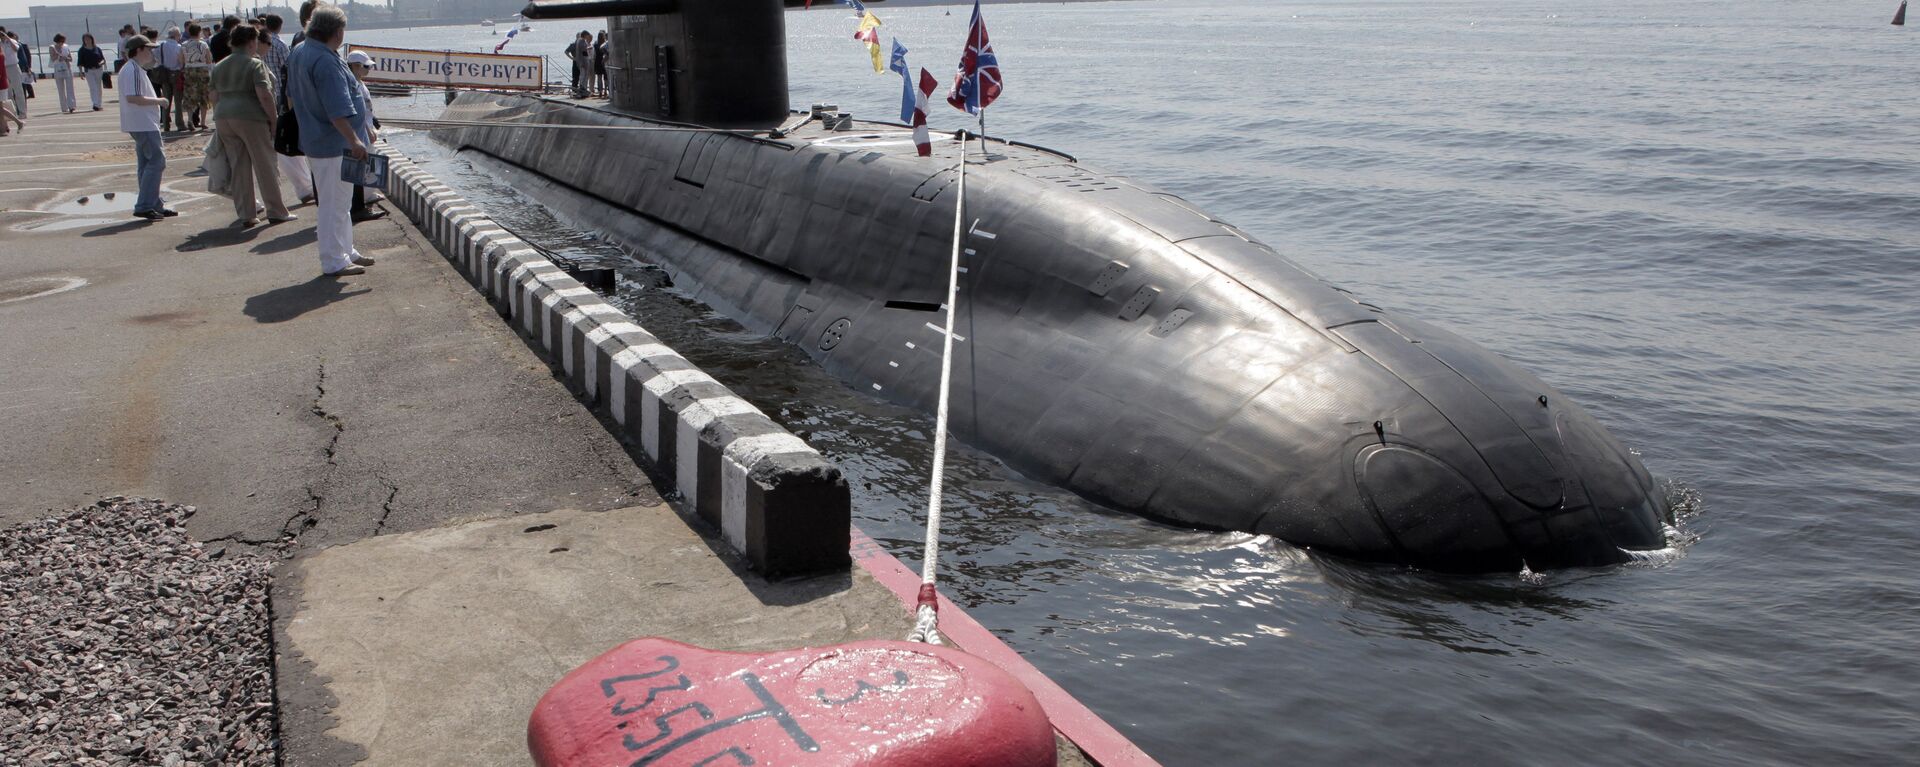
[351,208,387,223]
[133,210,164,220]
[324,265,367,277]
[158,209,179,218]
[350,255,376,266]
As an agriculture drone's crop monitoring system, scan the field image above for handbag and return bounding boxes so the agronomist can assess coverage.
[102,70,112,89]
[274,107,302,157]
[204,135,232,196]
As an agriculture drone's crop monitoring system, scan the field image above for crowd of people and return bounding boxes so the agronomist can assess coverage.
[9,2,387,278]
[565,30,608,99]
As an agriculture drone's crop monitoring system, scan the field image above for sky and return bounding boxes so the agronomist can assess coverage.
[0,0,389,19]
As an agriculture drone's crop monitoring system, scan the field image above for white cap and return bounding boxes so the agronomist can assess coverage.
[345,50,375,66]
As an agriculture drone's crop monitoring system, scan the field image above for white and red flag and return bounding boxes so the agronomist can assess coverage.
[913,68,938,156]
[946,0,1002,115]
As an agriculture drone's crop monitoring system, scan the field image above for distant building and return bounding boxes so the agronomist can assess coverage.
[25,3,191,40]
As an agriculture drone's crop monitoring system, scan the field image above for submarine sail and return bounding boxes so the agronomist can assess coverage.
[430,0,1673,572]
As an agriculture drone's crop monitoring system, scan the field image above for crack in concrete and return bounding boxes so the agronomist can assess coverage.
[203,363,343,553]
[283,361,343,542]
[372,473,400,535]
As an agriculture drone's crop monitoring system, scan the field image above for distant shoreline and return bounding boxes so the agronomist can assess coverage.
[344,0,1130,30]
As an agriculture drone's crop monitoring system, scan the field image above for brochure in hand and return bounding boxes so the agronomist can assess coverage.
[340,152,390,191]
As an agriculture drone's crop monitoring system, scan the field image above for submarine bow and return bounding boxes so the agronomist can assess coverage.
[444,0,1671,572]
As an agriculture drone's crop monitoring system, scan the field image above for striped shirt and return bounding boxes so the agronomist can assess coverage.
[264,34,290,100]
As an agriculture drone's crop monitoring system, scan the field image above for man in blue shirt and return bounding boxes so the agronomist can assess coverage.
[286,6,373,277]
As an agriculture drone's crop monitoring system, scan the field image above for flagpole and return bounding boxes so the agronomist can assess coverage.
[977,107,987,157]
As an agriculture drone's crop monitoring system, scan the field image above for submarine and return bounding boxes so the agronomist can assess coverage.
[429,0,1672,573]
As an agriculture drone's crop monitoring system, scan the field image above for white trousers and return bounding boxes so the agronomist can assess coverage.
[84,67,103,109]
[5,68,24,117]
[309,156,362,274]
[54,70,76,112]
[280,153,314,199]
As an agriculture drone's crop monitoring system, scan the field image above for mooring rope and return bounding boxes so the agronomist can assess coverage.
[906,140,970,646]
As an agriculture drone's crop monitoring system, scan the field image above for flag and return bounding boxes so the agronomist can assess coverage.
[854,10,884,73]
[888,39,914,122]
[494,25,518,53]
[947,0,1002,115]
[913,68,939,156]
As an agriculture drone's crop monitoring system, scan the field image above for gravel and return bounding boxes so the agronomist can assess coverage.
[1,498,276,767]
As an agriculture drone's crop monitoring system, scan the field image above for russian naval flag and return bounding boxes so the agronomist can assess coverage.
[947,0,1002,115]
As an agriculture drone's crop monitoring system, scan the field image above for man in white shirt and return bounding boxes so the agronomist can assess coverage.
[118,36,175,220]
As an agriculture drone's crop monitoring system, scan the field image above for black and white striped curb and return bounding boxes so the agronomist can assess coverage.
[379,143,851,577]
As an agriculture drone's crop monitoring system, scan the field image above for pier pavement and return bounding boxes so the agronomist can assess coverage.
[0,107,926,765]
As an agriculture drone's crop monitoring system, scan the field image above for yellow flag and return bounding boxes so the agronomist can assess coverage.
[855,12,884,73]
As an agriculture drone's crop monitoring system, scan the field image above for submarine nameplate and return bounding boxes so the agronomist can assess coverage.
[350,44,545,91]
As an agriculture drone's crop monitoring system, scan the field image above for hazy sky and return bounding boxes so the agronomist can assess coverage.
[0,0,391,19]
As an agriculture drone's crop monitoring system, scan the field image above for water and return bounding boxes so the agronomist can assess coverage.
[361,1,1920,763]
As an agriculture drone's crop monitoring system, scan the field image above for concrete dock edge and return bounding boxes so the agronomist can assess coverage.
[378,143,851,576]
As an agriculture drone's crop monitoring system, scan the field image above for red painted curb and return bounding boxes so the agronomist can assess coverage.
[851,528,1163,767]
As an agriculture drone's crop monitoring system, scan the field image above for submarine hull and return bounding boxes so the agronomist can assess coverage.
[433,92,1669,572]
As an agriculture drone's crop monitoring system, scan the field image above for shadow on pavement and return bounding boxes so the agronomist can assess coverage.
[178,226,264,252]
[251,227,318,255]
[80,220,159,237]
[244,277,370,324]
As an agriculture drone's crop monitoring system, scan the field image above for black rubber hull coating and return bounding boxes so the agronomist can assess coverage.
[529,0,791,127]
[436,94,1670,573]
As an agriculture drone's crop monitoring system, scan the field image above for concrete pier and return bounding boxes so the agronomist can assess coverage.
[0,108,953,765]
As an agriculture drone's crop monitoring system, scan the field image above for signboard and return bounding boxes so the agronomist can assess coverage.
[348,45,544,91]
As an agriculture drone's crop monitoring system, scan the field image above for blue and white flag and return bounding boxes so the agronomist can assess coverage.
[888,39,914,122]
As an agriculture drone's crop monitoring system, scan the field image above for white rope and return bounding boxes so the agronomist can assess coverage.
[907,139,969,645]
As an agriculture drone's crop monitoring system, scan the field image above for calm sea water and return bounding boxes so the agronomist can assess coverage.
[366,1,1920,763]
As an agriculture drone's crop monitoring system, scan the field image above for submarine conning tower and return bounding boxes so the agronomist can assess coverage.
[523,0,805,128]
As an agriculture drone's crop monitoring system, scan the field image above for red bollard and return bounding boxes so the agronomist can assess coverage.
[529,638,1059,767]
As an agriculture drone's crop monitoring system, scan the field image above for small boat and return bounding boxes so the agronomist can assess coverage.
[481,18,495,27]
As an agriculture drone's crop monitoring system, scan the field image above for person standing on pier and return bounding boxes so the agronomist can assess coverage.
[9,31,28,113]
[180,24,212,131]
[118,35,175,220]
[261,13,311,205]
[343,49,386,223]
[211,24,293,228]
[210,16,240,64]
[155,28,182,130]
[0,29,25,119]
[50,34,77,114]
[0,52,23,136]
[79,34,106,110]
[287,6,374,276]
